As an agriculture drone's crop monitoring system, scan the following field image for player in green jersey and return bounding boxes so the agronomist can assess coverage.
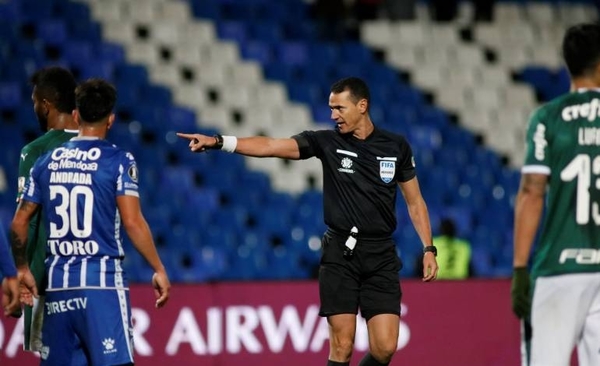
[512,23,600,366]
[14,67,79,353]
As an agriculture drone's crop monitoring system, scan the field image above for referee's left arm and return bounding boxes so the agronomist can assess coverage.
[398,177,438,281]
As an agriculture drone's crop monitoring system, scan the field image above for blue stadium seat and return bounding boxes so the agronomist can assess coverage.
[442,206,473,237]
[190,0,221,19]
[159,165,196,193]
[255,206,293,237]
[367,65,398,85]
[225,245,269,280]
[0,82,22,108]
[62,40,94,66]
[170,244,229,282]
[59,2,91,21]
[277,41,309,65]
[248,21,283,43]
[217,21,248,43]
[0,60,30,83]
[266,246,308,279]
[408,125,442,151]
[283,20,317,40]
[77,60,114,80]
[140,85,172,106]
[308,43,340,66]
[340,41,373,65]
[96,42,125,64]
[311,104,331,123]
[166,106,197,131]
[471,247,494,277]
[37,19,68,45]
[68,20,102,42]
[14,103,38,130]
[288,81,322,104]
[0,1,20,21]
[241,40,274,64]
[18,0,54,21]
[419,106,451,129]
[115,64,148,85]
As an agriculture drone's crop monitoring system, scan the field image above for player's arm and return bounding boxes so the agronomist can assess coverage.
[513,173,547,267]
[9,199,39,309]
[10,200,39,268]
[177,133,301,159]
[117,195,170,308]
[398,177,438,281]
[0,224,19,316]
[2,277,19,316]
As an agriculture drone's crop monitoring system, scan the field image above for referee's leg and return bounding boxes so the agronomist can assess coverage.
[327,314,356,365]
[360,313,399,366]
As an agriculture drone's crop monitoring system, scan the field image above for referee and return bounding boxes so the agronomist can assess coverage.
[178,77,438,366]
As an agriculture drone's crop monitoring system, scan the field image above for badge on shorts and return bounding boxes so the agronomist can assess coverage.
[379,160,395,183]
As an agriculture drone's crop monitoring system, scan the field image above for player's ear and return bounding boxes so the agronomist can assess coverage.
[72,109,81,126]
[107,113,115,130]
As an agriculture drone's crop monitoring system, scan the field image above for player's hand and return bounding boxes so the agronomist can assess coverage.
[2,277,20,317]
[17,268,39,307]
[176,132,216,152]
[511,267,531,318]
[152,271,170,309]
[422,252,438,282]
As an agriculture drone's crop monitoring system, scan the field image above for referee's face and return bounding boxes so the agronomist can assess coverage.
[329,91,364,134]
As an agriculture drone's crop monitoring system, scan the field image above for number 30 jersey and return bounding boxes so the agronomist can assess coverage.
[523,89,600,278]
[22,137,140,291]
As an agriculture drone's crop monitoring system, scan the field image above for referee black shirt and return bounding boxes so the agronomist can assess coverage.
[293,127,416,238]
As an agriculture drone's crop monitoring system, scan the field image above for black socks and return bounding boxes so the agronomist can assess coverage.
[358,353,390,366]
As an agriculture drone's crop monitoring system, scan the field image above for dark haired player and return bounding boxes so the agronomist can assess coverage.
[9,79,170,365]
[512,23,600,366]
[14,67,79,353]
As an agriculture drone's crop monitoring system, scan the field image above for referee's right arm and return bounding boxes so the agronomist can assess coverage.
[177,132,301,159]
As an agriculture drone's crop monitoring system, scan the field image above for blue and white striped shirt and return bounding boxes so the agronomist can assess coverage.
[23,137,140,291]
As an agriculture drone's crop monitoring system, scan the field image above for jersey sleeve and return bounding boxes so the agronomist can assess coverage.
[16,145,39,202]
[522,107,551,175]
[292,130,330,160]
[21,157,44,204]
[397,136,416,182]
[116,152,140,197]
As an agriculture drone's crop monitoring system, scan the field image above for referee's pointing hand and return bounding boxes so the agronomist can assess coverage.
[177,132,215,152]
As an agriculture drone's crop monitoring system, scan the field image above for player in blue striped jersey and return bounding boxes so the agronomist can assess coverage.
[9,79,170,365]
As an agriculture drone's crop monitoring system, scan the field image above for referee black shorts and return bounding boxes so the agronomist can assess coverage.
[318,229,402,321]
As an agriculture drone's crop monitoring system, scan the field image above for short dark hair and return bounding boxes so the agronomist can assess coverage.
[562,23,600,78]
[30,66,77,113]
[330,77,371,106]
[75,79,117,123]
[440,218,456,238]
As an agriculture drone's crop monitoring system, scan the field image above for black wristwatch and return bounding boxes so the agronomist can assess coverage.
[209,134,223,150]
[423,245,437,256]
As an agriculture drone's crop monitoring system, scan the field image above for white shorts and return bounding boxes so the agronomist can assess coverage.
[527,272,600,366]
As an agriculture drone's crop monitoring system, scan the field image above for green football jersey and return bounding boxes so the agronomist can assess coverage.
[523,90,600,278]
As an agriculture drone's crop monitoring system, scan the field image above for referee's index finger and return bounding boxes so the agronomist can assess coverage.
[176,132,195,140]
